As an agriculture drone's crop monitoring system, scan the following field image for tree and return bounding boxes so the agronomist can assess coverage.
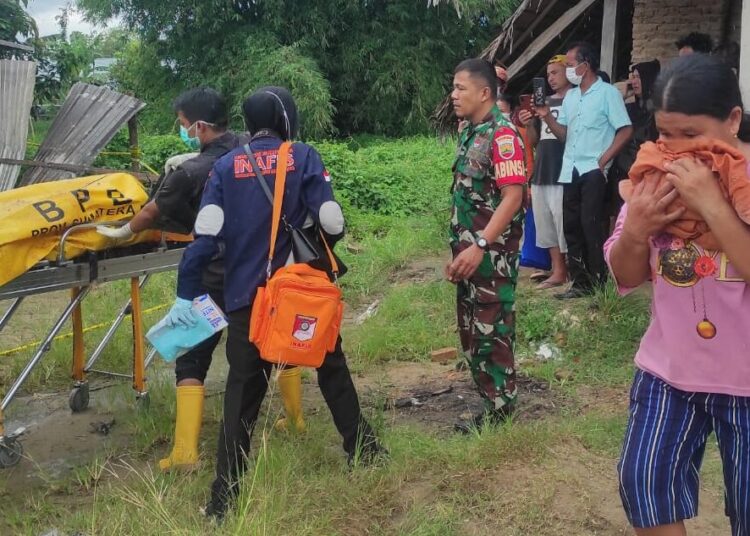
[32,7,98,105]
[92,28,132,57]
[77,0,519,136]
[0,0,38,50]
[109,38,182,131]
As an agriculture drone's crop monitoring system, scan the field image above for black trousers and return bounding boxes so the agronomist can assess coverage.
[563,169,608,289]
[173,285,224,384]
[210,307,376,504]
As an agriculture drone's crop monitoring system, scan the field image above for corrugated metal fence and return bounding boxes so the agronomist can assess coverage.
[19,83,145,186]
[0,60,36,191]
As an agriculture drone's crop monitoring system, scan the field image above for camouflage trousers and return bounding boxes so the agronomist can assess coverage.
[456,276,517,411]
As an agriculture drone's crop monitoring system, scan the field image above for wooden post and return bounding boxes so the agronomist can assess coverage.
[128,116,140,172]
[741,0,750,106]
[600,0,618,79]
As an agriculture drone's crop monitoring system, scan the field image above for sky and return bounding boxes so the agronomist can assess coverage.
[25,0,119,38]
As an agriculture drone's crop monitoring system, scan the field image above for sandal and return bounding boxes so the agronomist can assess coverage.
[529,271,550,282]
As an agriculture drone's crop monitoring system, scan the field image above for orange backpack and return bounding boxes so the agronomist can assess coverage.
[249,142,344,368]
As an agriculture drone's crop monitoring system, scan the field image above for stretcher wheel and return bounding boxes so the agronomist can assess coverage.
[0,437,23,468]
[69,384,90,413]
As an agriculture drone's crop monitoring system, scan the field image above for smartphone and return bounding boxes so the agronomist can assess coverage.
[532,77,546,106]
[519,94,536,116]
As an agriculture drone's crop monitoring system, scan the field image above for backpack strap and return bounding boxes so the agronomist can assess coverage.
[242,141,291,279]
[242,142,339,280]
[243,143,279,209]
[319,230,339,280]
[269,142,291,275]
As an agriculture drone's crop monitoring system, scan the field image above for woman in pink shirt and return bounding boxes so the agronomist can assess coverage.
[606,54,750,536]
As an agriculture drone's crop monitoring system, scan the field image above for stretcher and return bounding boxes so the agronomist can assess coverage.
[0,223,186,469]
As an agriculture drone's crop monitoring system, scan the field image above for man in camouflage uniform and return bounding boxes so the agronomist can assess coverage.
[447,59,527,433]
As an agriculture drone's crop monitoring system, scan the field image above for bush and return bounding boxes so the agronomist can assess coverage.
[92,133,456,240]
[112,33,335,139]
[139,135,188,171]
[93,134,456,218]
[316,136,455,216]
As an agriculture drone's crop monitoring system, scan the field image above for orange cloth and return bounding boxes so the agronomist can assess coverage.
[619,139,750,250]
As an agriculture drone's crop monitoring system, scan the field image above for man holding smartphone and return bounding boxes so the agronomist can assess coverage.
[533,43,632,299]
[519,55,572,289]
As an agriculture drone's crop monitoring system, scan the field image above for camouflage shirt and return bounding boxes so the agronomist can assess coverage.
[450,105,526,279]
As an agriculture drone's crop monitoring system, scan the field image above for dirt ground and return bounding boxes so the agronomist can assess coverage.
[355,361,564,432]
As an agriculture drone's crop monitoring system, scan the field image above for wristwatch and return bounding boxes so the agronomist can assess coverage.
[476,237,490,251]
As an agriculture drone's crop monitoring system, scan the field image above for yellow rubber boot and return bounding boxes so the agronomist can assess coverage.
[274,367,306,433]
[159,385,204,471]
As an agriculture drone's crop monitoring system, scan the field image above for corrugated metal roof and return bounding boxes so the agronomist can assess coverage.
[19,83,146,186]
[0,60,36,191]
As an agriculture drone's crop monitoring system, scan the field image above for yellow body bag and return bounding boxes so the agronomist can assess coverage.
[0,174,175,287]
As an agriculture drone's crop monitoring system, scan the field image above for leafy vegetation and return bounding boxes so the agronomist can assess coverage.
[94,131,456,215]
[317,137,455,215]
[76,0,520,136]
[0,0,37,48]
[92,130,187,171]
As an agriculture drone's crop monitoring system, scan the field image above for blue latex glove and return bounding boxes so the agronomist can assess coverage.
[166,298,197,329]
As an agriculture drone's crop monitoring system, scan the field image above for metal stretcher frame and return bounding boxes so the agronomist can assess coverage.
[0,223,185,468]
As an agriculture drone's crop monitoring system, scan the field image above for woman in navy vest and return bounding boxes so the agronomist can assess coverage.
[170,87,385,520]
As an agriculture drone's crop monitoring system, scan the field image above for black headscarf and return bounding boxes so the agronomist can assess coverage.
[631,60,660,103]
[241,86,299,140]
[614,59,662,177]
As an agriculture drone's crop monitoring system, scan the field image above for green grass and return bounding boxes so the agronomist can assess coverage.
[2,273,733,535]
[0,271,177,394]
[343,281,456,366]
[0,409,614,535]
[515,282,650,388]
[0,209,445,394]
[0,252,659,534]
[339,211,447,306]
[26,119,53,150]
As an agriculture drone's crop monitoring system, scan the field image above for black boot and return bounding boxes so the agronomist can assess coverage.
[347,427,389,468]
[201,495,228,524]
[454,406,515,434]
[318,339,387,467]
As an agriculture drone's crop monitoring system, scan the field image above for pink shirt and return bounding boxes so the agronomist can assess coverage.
[604,204,750,396]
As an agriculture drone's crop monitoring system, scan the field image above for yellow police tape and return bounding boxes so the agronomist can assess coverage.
[26,141,161,176]
[0,303,169,357]
[136,160,160,177]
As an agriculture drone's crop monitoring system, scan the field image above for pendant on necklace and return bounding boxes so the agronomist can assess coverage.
[696,318,717,340]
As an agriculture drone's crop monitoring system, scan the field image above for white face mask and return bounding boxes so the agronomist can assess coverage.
[566,65,584,86]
